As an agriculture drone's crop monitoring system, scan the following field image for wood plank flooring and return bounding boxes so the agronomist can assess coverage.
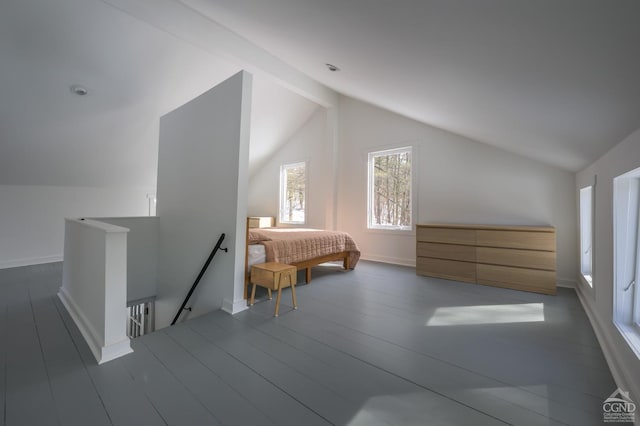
[0,261,617,425]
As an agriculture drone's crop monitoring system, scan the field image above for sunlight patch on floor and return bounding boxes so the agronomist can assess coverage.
[465,384,551,418]
[346,392,476,425]
[426,303,545,326]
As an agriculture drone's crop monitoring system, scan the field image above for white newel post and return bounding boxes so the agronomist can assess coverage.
[59,218,132,364]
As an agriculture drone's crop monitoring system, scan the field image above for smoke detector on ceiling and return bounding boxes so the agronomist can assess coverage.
[70,84,88,96]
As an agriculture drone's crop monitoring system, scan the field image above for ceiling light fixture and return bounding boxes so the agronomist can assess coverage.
[325,63,340,72]
[70,84,88,96]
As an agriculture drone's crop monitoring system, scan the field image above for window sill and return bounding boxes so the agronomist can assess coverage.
[366,227,415,237]
[614,322,640,360]
[580,274,593,287]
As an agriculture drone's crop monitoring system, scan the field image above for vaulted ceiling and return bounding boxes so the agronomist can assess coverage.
[184,0,640,171]
[2,0,639,187]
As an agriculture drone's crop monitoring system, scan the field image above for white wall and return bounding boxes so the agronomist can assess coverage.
[96,216,159,303]
[337,96,578,284]
[0,185,155,269]
[155,71,252,329]
[248,107,333,229]
[575,128,640,406]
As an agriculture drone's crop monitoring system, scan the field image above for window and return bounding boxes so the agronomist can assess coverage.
[579,186,593,286]
[279,162,306,224]
[613,166,640,357]
[367,146,412,230]
[146,192,157,216]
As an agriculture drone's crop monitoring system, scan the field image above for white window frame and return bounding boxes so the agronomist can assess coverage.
[579,185,594,286]
[613,166,640,359]
[367,146,413,231]
[279,161,306,225]
[146,193,157,217]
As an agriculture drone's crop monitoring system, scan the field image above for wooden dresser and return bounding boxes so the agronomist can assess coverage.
[416,223,556,295]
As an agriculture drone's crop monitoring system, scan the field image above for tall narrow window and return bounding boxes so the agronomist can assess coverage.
[146,193,157,216]
[279,162,306,224]
[579,186,593,286]
[613,166,640,358]
[367,147,412,230]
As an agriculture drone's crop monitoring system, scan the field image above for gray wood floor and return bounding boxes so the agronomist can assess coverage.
[0,261,617,425]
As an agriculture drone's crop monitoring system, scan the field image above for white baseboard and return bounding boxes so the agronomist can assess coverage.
[58,287,132,364]
[556,278,576,288]
[0,255,62,270]
[222,298,249,315]
[99,339,134,365]
[362,256,578,292]
[360,254,415,267]
[576,284,640,419]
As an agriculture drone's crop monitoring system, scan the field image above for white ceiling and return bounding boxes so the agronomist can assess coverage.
[2,0,639,189]
[0,0,318,186]
[183,0,640,171]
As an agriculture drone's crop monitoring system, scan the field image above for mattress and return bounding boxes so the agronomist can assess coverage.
[247,243,266,272]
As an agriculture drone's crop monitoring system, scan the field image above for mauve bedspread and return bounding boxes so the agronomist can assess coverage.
[248,228,360,268]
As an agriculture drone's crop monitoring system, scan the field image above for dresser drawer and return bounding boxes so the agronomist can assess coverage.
[477,264,556,294]
[416,223,556,295]
[416,257,476,283]
[416,227,475,245]
[476,230,555,251]
[476,247,556,271]
[417,242,476,262]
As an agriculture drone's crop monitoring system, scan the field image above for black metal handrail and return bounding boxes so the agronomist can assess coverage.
[171,233,227,325]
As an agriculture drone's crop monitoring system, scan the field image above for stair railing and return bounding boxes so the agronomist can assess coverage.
[171,233,227,325]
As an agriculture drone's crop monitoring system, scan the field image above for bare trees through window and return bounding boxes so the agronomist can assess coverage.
[280,162,306,223]
[368,147,412,229]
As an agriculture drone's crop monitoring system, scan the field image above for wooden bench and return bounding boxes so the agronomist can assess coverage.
[249,262,298,317]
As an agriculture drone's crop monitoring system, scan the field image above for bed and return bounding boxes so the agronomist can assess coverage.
[244,217,360,297]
